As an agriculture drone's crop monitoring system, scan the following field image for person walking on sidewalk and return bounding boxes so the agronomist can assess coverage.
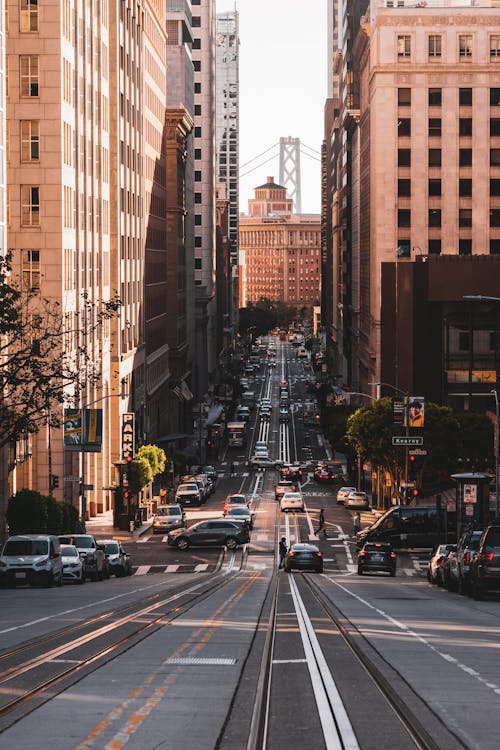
[353,511,361,538]
[278,537,288,569]
[315,508,327,539]
[230,462,235,477]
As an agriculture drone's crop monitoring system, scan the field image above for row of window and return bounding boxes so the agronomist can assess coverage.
[398,149,500,167]
[397,239,500,256]
[398,209,500,228]
[398,179,500,197]
[397,34,500,61]
[398,118,500,138]
[398,88,500,108]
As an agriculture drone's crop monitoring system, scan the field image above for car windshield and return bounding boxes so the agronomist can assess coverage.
[178,484,198,492]
[228,496,246,504]
[161,507,181,517]
[103,542,119,554]
[73,536,94,548]
[227,507,248,516]
[61,545,78,557]
[3,539,48,556]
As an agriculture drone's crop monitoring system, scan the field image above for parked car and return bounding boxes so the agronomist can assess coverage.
[284,543,323,573]
[356,505,455,549]
[469,521,500,599]
[236,406,251,422]
[275,481,297,501]
[224,505,254,530]
[175,482,203,507]
[58,534,108,581]
[337,486,357,504]
[280,492,305,512]
[427,544,455,585]
[445,529,483,594]
[345,491,370,510]
[0,535,63,588]
[60,544,85,584]
[152,504,186,535]
[357,542,397,576]
[98,540,132,576]
[279,407,290,422]
[167,519,250,550]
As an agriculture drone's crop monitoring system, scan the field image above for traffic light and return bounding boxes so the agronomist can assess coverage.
[413,488,419,498]
[206,438,212,447]
[409,455,415,462]
[123,490,129,501]
[52,474,59,489]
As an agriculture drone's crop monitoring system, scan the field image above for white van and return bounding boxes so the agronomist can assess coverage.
[0,534,63,587]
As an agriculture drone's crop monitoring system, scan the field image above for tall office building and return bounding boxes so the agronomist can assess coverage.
[6,0,168,519]
[216,10,239,339]
[191,0,217,397]
[326,0,500,410]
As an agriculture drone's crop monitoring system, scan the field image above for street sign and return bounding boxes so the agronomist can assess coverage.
[409,448,428,456]
[392,436,424,446]
[63,475,80,482]
[82,484,94,491]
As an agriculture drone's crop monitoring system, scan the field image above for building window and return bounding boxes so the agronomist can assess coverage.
[20,120,39,161]
[397,35,411,59]
[20,0,38,32]
[491,149,500,166]
[459,118,472,136]
[491,209,500,227]
[194,148,201,160]
[459,239,472,255]
[459,35,473,58]
[194,82,201,94]
[20,55,39,96]
[194,258,202,269]
[459,179,472,197]
[398,209,411,228]
[194,170,201,182]
[398,118,411,137]
[491,239,500,254]
[21,185,40,226]
[459,331,470,350]
[459,209,472,228]
[192,38,201,50]
[490,179,500,196]
[459,88,473,106]
[491,35,500,59]
[194,104,201,116]
[428,239,441,255]
[428,88,442,107]
[429,179,441,196]
[460,148,472,166]
[398,88,411,106]
[194,214,202,225]
[192,15,201,26]
[429,209,441,227]
[194,192,202,204]
[22,249,40,290]
[491,88,500,106]
[398,149,411,166]
[491,119,500,137]
[193,60,201,72]
[428,118,441,137]
[194,126,201,138]
[398,179,411,197]
[428,35,441,58]
[428,149,441,167]
[194,236,202,248]
[397,240,410,258]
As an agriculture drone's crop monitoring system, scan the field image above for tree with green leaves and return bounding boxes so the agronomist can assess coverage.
[136,445,166,478]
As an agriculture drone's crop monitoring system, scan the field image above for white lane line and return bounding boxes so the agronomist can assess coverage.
[328,577,500,696]
[273,659,308,664]
[288,576,359,750]
[135,565,150,575]
[303,501,315,538]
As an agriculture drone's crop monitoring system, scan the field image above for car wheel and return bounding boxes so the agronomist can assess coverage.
[103,564,110,580]
[78,572,85,584]
[176,537,190,550]
[225,537,238,550]
[56,571,63,587]
[44,574,54,588]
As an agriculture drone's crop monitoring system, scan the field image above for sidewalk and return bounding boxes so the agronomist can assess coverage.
[85,510,152,541]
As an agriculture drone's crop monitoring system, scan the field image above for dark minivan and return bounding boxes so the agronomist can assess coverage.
[356,506,454,549]
[469,522,500,599]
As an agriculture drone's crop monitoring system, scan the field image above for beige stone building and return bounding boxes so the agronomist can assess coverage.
[6,0,168,520]
[239,177,321,309]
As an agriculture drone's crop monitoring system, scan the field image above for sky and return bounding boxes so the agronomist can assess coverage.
[215,0,327,215]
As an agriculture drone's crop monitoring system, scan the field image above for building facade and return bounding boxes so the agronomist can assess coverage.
[240,177,321,309]
[215,9,239,341]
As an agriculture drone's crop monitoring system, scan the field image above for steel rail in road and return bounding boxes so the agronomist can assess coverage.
[0,552,249,732]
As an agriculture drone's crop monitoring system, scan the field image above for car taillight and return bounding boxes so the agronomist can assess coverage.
[316,551,322,557]
[390,552,397,559]
[358,550,366,557]
[464,552,471,564]
[288,551,295,557]
[480,551,494,563]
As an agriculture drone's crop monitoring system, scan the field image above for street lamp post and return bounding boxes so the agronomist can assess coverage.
[493,389,499,518]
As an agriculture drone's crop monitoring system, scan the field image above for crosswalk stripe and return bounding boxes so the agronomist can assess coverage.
[135,565,150,575]
[194,563,209,572]
[165,564,179,572]
[136,537,151,543]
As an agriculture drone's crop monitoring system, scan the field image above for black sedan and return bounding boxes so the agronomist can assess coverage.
[280,465,303,482]
[167,519,250,550]
[284,543,323,573]
[357,542,396,576]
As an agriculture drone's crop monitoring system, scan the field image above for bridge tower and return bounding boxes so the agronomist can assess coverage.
[279,136,302,214]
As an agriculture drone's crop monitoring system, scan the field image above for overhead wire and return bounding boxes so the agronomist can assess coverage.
[239,142,280,171]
